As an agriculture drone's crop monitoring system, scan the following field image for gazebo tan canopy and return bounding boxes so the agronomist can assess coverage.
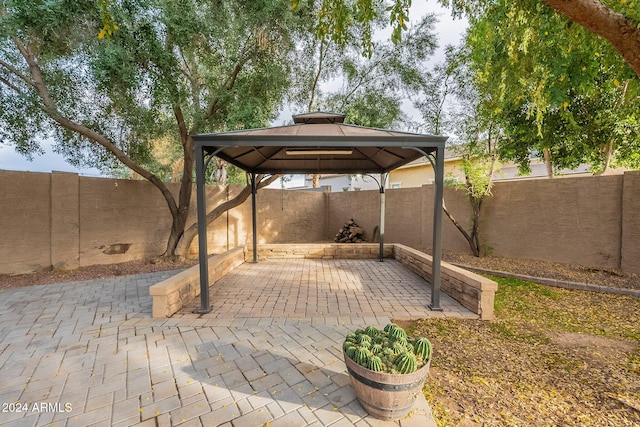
[192,112,448,314]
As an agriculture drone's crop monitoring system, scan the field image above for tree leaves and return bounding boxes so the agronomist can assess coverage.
[464,0,640,175]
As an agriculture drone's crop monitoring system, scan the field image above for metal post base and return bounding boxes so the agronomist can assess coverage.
[428,304,443,312]
[193,306,212,314]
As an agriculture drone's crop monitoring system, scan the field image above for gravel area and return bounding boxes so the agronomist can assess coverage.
[0,258,197,291]
[1,250,638,291]
[434,250,640,291]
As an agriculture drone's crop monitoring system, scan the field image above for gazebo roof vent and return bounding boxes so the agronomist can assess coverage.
[292,111,346,124]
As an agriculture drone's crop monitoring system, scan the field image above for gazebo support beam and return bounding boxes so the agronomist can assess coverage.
[250,172,258,263]
[378,173,388,262]
[429,146,444,311]
[194,145,213,314]
[403,146,444,312]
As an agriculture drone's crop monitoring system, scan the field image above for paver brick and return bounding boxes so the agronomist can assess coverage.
[112,396,140,424]
[0,260,463,427]
[199,397,240,425]
[168,398,209,425]
[140,395,181,420]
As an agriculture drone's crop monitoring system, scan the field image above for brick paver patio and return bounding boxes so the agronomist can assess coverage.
[0,259,475,426]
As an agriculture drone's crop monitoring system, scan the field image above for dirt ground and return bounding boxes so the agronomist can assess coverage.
[0,258,197,291]
[1,250,638,291]
[429,249,639,291]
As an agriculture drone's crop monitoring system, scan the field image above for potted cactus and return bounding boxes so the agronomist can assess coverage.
[342,323,432,421]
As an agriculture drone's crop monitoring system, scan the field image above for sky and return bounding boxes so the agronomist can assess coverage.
[0,0,468,178]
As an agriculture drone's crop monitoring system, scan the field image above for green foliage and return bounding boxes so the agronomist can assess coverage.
[463,0,640,174]
[292,0,412,56]
[1,0,299,175]
[291,10,437,131]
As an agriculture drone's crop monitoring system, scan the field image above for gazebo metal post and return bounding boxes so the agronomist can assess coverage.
[403,146,445,311]
[250,172,258,263]
[194,144,212,314]
[378,172,388,262]
[429,146,445,311]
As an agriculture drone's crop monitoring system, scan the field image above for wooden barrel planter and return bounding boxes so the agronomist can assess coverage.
[343,350,431,421]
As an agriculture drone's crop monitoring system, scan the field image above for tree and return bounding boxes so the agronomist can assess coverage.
[303,0,640,80]
[463,0,640,175]
[1,0,298,258]
[441,0,640,78]
[291,12,439,129]
[332,14,439,127]
[287,4,437,186]
[416,43,499,256]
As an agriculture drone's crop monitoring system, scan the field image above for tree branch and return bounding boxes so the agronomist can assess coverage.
[205,35,253,119]
[308,39,326,111]
[441,197,477,255]
[0,74,30,96]
[543,0,640,77]
[12,36,180,220]
[12,37,58,112]
[0,59,36,89]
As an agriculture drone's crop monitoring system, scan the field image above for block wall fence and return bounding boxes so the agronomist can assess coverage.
[1,169,638,275]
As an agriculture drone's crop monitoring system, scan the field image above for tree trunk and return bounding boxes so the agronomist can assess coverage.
[441,199,480,257]
[543,0,640,78]
[599,139,614,174]
[469,197,482,256]
[174,174,280,257]
[543,148,554,178]
[598,78,630,175]
[162,106,195,258]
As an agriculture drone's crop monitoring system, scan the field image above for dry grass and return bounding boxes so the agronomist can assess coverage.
[402,276,640,426]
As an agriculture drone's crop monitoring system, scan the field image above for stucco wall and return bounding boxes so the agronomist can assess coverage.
[482,175,624,269]
[621,171,640,274]
[0,170,638,275]
[0,171,52,273]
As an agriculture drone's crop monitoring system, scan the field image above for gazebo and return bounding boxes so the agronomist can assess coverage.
[192,112,447,314]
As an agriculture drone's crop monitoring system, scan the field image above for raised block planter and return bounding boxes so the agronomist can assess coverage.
[392,244,497,320]
[149,246,245,318]
[150,243,496,320]
[245,243,394,261]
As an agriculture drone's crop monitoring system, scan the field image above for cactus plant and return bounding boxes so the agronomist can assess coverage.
[371,343,384,356]
[391,341,405,355]
[357,334,372,345]
[368,355,383,372]
[383,323,397,333]
[413,337,432,361]
[365,325,380,336]
[389,326,407,341]
[353,347,371,367]
[343,323,432,374]
[346,345,358,359]
[396,352,418,374]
